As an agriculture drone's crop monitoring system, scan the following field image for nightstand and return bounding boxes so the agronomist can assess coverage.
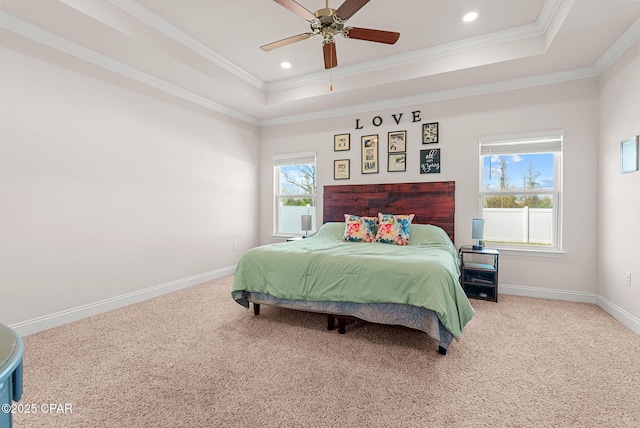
[286,237,303,242]
[459,245,499,302]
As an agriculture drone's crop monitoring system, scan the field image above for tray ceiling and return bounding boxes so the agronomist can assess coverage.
[2,0,640,125]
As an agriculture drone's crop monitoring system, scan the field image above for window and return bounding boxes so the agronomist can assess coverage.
[479,131,563,251]
[273,152,316,236]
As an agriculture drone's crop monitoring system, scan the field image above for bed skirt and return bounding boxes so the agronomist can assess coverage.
[232,291,454,352]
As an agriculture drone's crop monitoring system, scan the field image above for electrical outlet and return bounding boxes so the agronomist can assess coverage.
[233,242,238,251]
[625,271,631,287]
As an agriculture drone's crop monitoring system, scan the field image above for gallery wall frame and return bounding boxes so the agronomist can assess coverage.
[388,130,406,153]
[361,134,379,174]
[620,136,639,173]
[334,159,350,180]
[388,153,406,172]
[420,148,441,174]
[334,133,350,151]
[423,122,439,144]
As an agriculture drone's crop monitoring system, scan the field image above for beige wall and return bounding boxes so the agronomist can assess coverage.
[260,79,600,296]
[598,39,640,322]
[0,44,260,327]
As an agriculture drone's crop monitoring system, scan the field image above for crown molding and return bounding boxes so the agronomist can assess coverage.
[593,16,640,74]
[265,23,546,93]
[259,66,598,127]
[0,11,260,126]
[106,0,266,91]
[2,0,637,129]
[265,0,564,93]
[537,0,565,33]
[106,0,562,94]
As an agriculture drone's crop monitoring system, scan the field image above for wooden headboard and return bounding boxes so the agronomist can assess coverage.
[323,181,455,242]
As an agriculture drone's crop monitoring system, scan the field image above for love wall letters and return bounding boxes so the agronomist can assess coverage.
[355,111,421,130]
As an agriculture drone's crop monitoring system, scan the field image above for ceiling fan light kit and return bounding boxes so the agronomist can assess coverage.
[261,0,400,70]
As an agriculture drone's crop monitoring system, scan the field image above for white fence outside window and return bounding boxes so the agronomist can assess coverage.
[279,206,317,235]
[283,206,553,243]
[484,208,553,245]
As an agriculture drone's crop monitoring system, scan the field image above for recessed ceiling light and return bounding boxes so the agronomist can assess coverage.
[280,61,292,69]
[463,12,478,23]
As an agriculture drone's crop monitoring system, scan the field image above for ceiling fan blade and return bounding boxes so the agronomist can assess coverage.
[260,33,314,51]
[323,41,338,69]
[343,27,400,44]
[273,0,316,21]
[335,0,370,22]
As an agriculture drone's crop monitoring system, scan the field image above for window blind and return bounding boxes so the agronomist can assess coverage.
[273,151,316,167]
[479,131,563,156]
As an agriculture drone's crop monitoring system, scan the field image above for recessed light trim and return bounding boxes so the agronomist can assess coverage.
[463,12,478,23]
[280,61,292,69]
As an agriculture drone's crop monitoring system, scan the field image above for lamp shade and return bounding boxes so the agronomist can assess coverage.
[301,215,312,231]
[472,218,484,239]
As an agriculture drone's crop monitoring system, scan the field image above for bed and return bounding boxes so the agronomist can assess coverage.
[232,181,475,354]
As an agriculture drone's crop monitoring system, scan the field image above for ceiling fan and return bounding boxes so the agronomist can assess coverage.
[260,0,400,69]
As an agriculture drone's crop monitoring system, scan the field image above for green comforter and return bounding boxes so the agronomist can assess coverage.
[232,222,475,338]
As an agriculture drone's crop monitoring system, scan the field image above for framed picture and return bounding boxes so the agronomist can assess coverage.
[620,136,639,173]
[334,159,350,180]
[388,131,406,153]
[361,134,379,174]
[334,133,350,151]
[388,153,406,172]
[423,122,439,144]
[420,148,441,174]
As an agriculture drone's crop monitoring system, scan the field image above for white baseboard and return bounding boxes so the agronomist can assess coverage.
[11,266,236,336]
[595,294,640,336]
[500,284,597,303]
[501,283,640,335]
[11,275,640,338]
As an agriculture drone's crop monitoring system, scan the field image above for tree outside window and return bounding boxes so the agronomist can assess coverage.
[273,153,316,236]
[480,134,563,250]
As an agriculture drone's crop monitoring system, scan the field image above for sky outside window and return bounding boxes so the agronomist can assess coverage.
[483,153,554,190]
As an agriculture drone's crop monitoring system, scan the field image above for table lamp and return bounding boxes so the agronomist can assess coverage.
[472,218,484,250]
[301,215,312,238]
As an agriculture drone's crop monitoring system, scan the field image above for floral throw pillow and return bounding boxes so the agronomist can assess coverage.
[342,214,378,242]
[375,213,415,245]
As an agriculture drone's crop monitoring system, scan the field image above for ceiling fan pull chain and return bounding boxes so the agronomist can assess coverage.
[330,34,333,91]
[330,68,333,91]
[329,37,334,91]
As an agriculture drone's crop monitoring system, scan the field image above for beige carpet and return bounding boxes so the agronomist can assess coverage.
[13,275,640,428]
